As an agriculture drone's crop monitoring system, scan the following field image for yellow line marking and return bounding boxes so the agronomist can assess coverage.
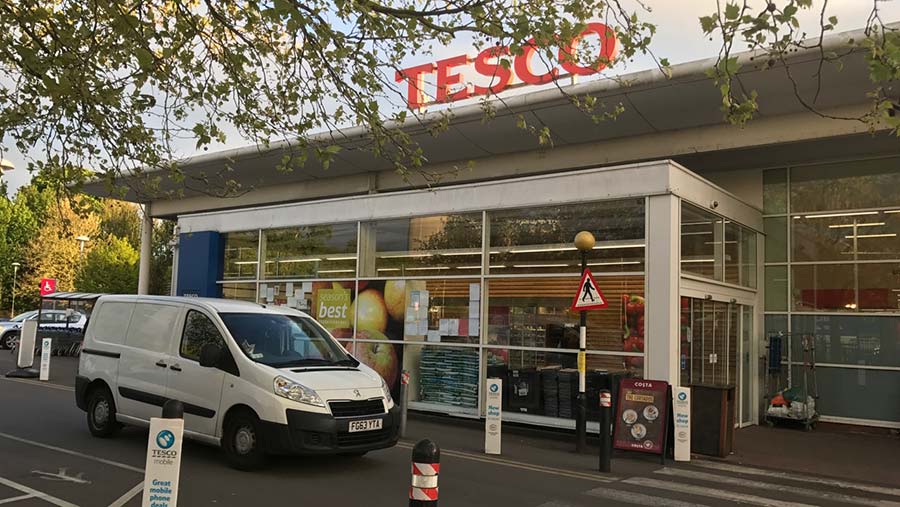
[0,377,74,392]
[396,441,618,483]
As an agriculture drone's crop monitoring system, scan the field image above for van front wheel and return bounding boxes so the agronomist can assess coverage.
[86,387,119,438]
[223,411,266,470]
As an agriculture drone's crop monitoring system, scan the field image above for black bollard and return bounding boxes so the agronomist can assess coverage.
[410,439,440,506]
[598,389,612,473]
[162,399,184,419]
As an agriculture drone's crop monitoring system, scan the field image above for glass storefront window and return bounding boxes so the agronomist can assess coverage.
[261,223,357,279]
[763,168,787,214]
[765,266,788,311]
[790,158,900,213]
[792,215,863,262]
[792,264,855,311]
[764,217,787,263]
[486,276,645,354]
[403,344,478,412]
[361,214,482,277]
[486,347,639,420]
[858,263,900,311]
[488,199,645,275]
[681,202,723,280]
[724,221,757,288]
[221,282,256,302]
[222,231,259,280]
[791,315,900,368]
[790,366,900,423]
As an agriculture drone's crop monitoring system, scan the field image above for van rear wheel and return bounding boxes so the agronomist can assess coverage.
[223,411,266,470]
[86,387,119,438]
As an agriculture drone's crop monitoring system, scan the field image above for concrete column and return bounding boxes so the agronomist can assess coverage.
[138,203,152,295]
[646,194,681,386]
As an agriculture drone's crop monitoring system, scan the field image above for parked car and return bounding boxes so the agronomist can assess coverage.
[1,310,86,350]
[76,295,399,469]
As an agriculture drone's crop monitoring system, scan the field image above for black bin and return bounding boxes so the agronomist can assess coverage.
[689,384,735,458]
[508,368,542,414]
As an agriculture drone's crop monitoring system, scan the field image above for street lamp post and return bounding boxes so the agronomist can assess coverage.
[573,231,595,454]
[75,235,90,261]
[10,262,20,317]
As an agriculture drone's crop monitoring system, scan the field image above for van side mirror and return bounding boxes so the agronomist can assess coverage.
[199,343,223,368]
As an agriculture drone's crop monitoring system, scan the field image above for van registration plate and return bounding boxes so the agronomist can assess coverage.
[348,419,382,433]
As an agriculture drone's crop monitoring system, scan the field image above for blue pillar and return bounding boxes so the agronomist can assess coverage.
[175,231,224,298]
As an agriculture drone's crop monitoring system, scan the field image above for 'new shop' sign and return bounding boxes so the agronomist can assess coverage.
[395,23,618,110]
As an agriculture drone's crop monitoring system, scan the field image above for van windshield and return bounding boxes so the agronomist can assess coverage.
[219,313,357,368]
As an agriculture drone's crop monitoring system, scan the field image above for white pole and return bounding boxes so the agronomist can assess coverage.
[138,203,152,295]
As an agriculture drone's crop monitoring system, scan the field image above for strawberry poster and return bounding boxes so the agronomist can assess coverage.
[622,294,645,370]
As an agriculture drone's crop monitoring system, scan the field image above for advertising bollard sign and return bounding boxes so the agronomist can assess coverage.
[17,320,37,369]
[485,378,502,455]
[142,417,184,507]
[673,387,691,462]
[39,338,51,381]
[613,379,669,455]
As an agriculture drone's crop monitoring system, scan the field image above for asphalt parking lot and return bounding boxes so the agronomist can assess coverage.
[3,352,900,507]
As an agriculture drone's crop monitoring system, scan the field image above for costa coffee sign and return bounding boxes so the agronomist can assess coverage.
[395,22,617,110]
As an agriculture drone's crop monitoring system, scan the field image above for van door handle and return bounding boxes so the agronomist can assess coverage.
[155,361,167,368]
[169,364,182,372]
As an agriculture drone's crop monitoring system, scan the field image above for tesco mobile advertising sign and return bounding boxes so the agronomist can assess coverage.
[395,22,618,110]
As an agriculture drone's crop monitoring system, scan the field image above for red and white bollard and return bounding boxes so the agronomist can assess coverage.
[410,439,440,506]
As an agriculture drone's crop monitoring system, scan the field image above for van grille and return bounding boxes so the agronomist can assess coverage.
[336,428,392,447]
[329,399,385,418]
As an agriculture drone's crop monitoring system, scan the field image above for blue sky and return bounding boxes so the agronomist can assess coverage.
[2,0,897,196]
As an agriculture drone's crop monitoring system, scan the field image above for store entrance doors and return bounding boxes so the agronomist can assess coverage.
[680,295,755,427]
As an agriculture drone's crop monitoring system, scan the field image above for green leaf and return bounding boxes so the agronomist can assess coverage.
[724,3,740,20]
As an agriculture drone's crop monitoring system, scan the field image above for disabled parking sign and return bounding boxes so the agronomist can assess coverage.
[142,418,184,507]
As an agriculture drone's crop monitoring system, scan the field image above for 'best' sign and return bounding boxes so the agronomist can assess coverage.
[395,22,618,110]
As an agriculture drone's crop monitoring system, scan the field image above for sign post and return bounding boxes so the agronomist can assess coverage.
[485,378,502,455]
[142,401,185,507]
[39,338,52,381]
[673,387,691,462]
[570,232,608,453]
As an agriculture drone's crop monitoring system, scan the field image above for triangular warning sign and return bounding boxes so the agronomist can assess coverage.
[571,269,608,311]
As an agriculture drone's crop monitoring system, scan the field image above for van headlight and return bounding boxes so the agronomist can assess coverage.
[381,377,393,405]
[273,376,325,408]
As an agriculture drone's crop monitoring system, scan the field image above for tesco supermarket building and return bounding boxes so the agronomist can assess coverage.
[88,27,900,431]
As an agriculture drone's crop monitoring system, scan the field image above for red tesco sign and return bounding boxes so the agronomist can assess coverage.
[396,23,618,110]
[40,278,57,296]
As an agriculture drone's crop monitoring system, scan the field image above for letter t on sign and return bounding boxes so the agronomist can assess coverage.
[396,63,436,110]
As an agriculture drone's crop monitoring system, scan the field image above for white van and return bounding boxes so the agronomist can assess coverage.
[76,296,399,469]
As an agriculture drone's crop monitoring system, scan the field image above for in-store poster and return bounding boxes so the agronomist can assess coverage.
[622,294,645,371]
[613,378,669,454]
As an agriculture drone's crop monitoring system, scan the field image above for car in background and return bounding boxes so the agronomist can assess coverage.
[0,310,86,350]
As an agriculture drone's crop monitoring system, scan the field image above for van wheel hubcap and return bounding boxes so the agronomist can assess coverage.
[235,426,255,454]
[93,400,109,426]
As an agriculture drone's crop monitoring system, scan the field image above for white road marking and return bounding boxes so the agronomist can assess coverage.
[0,377,74,392]
[397,441,617,483]
[107,481,144,507]
[32,468,90,484]
[0,476,79,507]
[692,459,900,498]
[0,494,35,505]
[586,486,711,507]
[656,467,900,507]
[0,432,143,473]
[623,477,819,507]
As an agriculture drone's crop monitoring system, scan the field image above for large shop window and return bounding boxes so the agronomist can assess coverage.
[791,315,900,368]
[682,202,757,288]
[488,199,645,275]
[359,214,482,277]
[351,279,481,400]
[486,276,645,370]
[261,223,357,279]
[404,344,478,413]
[221,282,256,302]
[222,231,259,280]
[790,158,900,213]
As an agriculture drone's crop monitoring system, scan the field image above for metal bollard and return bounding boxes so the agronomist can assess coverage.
[409,439,440,506]
[400,370,410,438]
[598,389,612,473]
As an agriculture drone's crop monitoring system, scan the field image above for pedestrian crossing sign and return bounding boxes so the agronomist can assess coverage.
[571,269,608,311]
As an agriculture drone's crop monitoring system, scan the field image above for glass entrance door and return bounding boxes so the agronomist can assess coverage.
[680,296,754,425]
